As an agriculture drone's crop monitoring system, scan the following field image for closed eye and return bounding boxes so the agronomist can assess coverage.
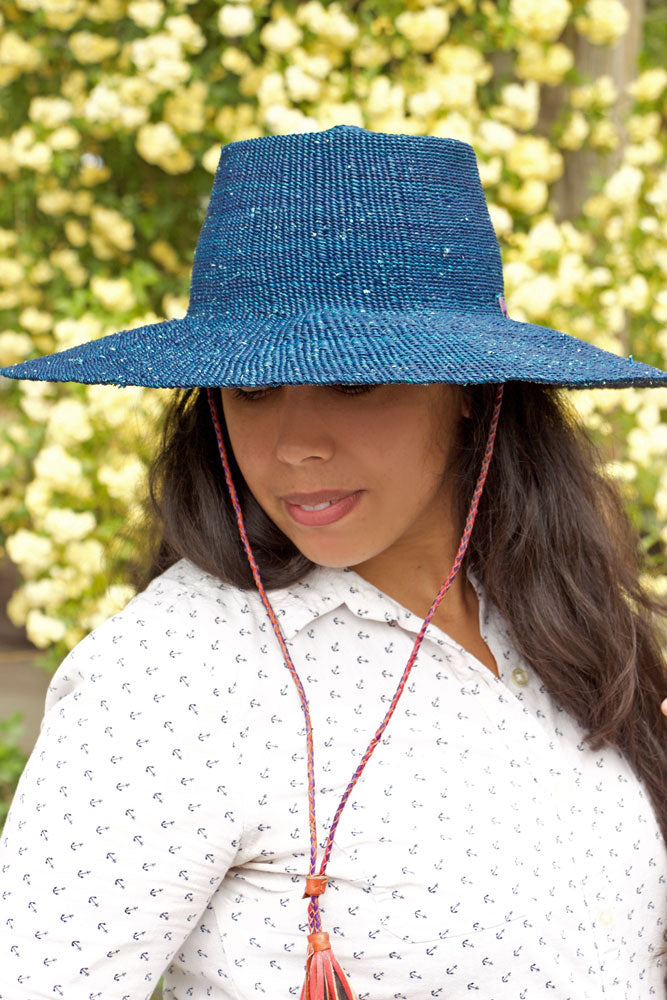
[229,384,379,402]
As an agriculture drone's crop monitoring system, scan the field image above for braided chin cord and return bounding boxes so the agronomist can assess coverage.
[206,380,503,936]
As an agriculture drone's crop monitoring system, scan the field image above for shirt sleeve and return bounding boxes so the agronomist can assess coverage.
[0,584,246,1000]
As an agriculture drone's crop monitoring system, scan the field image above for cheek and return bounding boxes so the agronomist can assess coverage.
[358,415,450,506]
[222,413,271,494]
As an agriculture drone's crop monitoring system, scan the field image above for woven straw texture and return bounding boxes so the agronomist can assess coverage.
[1,124,665,389]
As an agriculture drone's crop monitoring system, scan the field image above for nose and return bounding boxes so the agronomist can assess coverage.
[274,387,336,466]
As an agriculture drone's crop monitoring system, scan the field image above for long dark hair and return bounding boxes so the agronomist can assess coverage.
[127,382,667,858]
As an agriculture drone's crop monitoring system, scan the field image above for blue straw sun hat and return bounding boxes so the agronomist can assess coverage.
[1,123,665,390]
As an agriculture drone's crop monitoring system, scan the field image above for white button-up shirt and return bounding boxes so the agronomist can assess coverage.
[0,557,665,999]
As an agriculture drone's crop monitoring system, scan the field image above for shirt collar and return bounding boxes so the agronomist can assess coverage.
[265,561,488,647]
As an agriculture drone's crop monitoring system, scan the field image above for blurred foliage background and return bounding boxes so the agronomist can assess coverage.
[0,6,665,995]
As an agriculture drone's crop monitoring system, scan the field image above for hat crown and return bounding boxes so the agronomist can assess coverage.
[3,124,665,389]
[187,124,504,320]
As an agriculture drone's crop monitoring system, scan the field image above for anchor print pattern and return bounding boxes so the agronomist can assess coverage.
[0,558,664,999]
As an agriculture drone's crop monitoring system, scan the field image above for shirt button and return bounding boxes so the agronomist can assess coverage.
[597,908,614,928]
[511,666,529,686]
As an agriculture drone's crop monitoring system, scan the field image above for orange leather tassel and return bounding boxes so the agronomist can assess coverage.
[299,932,359,1000]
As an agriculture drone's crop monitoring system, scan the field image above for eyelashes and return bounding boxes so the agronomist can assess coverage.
[229,384,379,402]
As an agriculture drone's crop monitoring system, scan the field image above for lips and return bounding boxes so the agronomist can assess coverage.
[281,490,359,505]
[283,490,364,526]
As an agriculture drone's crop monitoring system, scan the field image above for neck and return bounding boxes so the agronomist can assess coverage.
[349,534,474,626]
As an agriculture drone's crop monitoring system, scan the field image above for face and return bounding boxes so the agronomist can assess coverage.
[219,383,470,572]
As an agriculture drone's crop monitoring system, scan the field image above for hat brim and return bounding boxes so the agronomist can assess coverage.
[1,308,665,389]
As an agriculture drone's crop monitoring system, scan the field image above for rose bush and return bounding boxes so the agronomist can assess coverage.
[0,0,665,680]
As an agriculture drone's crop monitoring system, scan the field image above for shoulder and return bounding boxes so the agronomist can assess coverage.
[44,558,254,713]
[133,556,250,619]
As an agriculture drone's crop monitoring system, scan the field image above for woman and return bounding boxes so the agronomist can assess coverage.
[0,124,665,999]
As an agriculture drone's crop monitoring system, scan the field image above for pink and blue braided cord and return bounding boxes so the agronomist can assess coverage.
[207,311,506,932]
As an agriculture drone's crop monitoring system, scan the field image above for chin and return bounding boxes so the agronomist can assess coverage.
[291,537,380,570]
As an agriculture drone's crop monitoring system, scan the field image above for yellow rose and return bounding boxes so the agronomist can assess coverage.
[6,529,55,578]
[65,538,106,576]
[42,508,97,544]
[98,455,147,501]
[6,587,30,628]
[285,65,323,103]
[318,9,359,48]
[510,274,558,319]
[0,32,41,77]
[560,111,589,150]
[487,203,513,236]
[627,68,667,103]
[476,120,517,155]
[516,41,574,85]
[128,0,164,28]
[526,217,564,255]
[91,205,135,252]
[65,218,87,247]
[118,76,159,106]
[603,163,643,204]
[19,380,56,423]
[624,138,662,167]
[25,479,52,522]
[202,144,222,174]
[84,83,123,124]
[53,314,102,350]
[296,2,358,48]
[220,48,253,75]
[34,443,84,490]
[367,75,405,115]
[477,155,501,186]
[493,80,539,130]
[436,74,477,111]
[48,125,81,150]
[263,106,319,136]
[69,31,120,63]
[589,119,619,149]
[25,609,67,648]
[509,0,571,41]
[80,585,137,631]
[162,293,188,319]
[646,172,667,213]
[149,239,181,273]
[130,35,191,89]
[628,424,667,464]
[575,0,629,45]
[45,398,94,445]
[0,258,24,287]
[0,330,32,365]
[163,82,208,134]
[627,111,661,142]
[652,290,667,324]
[29,96,73,129]
[165,13,206,51]
[506,135,563,182]
[31,260,55,283]
[350,37,387,69]
[434,110,475,143]
[218,4,255,37]
[617,274,649,313]
[506,178,549,214]
[16,141,53,173]
[23,577,70,611]
[260,14,302,53]
[582,193,612,219]
[257,71,288,107]
[434,44,491,84]
[85,384,145,427]
[90,275,136,312]
[395,7,450,53]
